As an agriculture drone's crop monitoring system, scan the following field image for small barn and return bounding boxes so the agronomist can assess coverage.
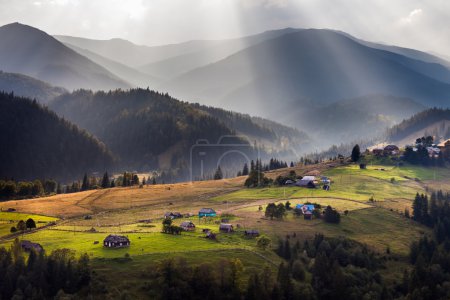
[219,223,233,233]
[103,234,130,248]
[199,208,216,218]
[244,230,260,237]
[20,240,43,253]
[164,212,182,219]
[180,221,196,231]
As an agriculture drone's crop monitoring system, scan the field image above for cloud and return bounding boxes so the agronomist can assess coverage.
[399,8,422,25]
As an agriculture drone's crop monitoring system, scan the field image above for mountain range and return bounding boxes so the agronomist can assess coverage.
[2,22,450,166]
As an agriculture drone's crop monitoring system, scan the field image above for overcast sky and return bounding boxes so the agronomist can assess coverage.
[0,0,449,55]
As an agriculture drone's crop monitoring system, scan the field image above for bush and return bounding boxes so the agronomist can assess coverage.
[324,206,340,224]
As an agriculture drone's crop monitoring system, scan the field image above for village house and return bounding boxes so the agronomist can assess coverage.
[383,145,399,156]
[303,210,313,220]
[426,146,441,158]
[372,148,383,156]
[103,234,130,248]
[295,176,316,188]
[244,229,259,237]
[20,240,43,252]
[438,139,450,155]
[180,221,196,231]
[164,212,183,219]
[198,208,216,218]
[296,204,315,220]
[219,223,233,232]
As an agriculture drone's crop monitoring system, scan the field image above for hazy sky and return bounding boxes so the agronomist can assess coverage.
[0,0,449,55]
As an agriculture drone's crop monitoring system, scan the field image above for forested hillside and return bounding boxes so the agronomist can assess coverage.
[387,108,450,143]
[50,89,308,179]
[49,89,234,173]
[0,92,114,181]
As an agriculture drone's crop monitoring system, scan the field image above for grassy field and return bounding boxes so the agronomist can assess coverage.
[0,212,58,238]
[0,161,444,294]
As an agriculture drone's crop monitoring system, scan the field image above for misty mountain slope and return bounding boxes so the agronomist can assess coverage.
[295,95,425,147]
[55,35,225,67]
[0,71,66,103]
[0,91,114,181]
[63,42,162,87]
[49,88,310,172]
[191,103,312,153]
[139,28,301,80]
[162,29,450,115]
[387,108,450,145]
[0,23,130,91]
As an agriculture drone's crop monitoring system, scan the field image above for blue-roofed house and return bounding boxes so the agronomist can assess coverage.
[198,208,217,218]
[296,204,315,220]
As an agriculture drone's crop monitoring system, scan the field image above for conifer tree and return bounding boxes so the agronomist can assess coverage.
[214,166,223,180]
[242,163,249,176]
[101,172,110,188]
[81,173,89,191]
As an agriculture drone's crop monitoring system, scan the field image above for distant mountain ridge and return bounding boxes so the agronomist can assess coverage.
[0,71,66,103]
[0,22,131,91]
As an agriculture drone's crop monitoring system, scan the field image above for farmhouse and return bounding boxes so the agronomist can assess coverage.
[372,148,383,156]
[296,204,315,220]
[219,223,233,232]
[20,240,43,252]
[103,234,130,248]
[244,229,259,237]
[438,139,450,155]
[384,145,399,155]
[303,210,313,220]
[295,176,316,188]
[199,208,216,218]
[180,221,196,231]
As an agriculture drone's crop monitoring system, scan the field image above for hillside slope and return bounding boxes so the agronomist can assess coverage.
[49,89,310,176]
[0,23,130,91]
[387,108,450,145]
[0,92,114,181]
[0,71,66,103]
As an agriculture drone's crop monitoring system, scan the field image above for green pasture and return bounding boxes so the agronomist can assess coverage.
[0,212,58,238]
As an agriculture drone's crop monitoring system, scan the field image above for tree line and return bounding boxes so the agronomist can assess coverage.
[0,240,92,299]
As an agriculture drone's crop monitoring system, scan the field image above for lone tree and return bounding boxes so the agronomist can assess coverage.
[81,173,89,191]
[26,218,36,230]
[214,166,223,180]
[324,206,341,224]
[101,172,110,188]
[351,144,361,162]
[17,220,26,232]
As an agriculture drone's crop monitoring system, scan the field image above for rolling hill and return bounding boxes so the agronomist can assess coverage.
[0,22,130,91]
[0,71,66,103]
[0,91,114,181]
